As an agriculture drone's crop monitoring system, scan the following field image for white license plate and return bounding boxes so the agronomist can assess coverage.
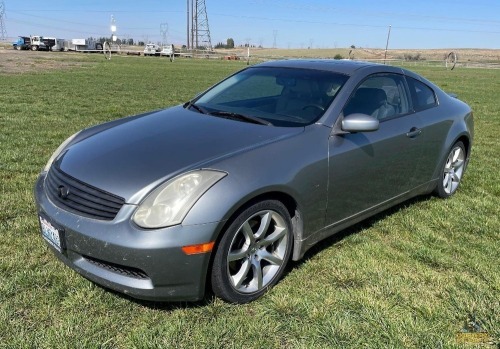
[39,216,64,252]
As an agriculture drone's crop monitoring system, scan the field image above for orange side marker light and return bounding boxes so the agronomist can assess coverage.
[182,241,215,255]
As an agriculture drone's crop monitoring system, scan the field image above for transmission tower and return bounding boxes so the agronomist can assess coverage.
[160,23,169,46]
[0,1,7,41]
[189,0,212,51]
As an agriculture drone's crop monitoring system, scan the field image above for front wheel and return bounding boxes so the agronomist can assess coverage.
[31,45,38,51]
[435,141,466,198]
[211,200,293,303]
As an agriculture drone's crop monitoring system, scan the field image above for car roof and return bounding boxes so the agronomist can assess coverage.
[255,59,380,75]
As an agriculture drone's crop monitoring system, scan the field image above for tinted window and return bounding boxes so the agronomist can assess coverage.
[406,77,437,111]
[343,74,410,121]
[209,74,283,104]
[196,67,348,126]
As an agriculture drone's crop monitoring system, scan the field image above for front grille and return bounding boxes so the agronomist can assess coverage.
[45,165,125,220]
[83,255,149,280]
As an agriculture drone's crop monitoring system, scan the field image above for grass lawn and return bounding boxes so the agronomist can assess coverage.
[0,54,498,348]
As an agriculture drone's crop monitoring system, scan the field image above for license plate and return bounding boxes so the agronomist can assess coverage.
[39,215,65,252]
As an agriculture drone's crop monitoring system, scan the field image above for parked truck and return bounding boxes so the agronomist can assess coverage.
[144,43,161,56]
[12,36,49,51]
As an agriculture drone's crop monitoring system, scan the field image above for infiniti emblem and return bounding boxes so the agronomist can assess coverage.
[57,185,70,199]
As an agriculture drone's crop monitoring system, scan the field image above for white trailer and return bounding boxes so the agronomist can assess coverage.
[43,37,67,51]
[69,38,102,52]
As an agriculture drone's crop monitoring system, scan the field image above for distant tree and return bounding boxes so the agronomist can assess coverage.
[334,54,343,60]
[127,38,134,45]
[138,41,145,46]
[350,45,356,49]
[226,38,235,49]
[215,42,226,49]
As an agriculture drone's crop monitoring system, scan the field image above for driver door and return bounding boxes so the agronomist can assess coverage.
[325,73,424,226]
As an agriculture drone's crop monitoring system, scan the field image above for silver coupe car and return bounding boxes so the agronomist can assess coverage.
[35,60,473,303]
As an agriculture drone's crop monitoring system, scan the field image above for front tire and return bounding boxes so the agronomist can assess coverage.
[211,200,293,303]
[31,45,38,51]
[435,141,466,198]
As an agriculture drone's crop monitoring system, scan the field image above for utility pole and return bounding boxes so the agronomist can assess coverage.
[191,0,194,49]
[0,1,7,41]
[110,15,117,43]
[272,30,278,49]
[186,0,190,49]
[384,25,391,65]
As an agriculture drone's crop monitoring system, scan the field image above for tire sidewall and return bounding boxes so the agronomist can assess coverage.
[211,200,293,303]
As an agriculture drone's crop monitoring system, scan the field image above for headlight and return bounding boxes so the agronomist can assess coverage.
[43,131,80,173]
[133,170,227,228]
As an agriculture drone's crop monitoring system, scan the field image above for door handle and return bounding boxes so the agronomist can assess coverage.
[406,127,422,138]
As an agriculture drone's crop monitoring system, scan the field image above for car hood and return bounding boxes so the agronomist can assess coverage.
[57,106,303,203]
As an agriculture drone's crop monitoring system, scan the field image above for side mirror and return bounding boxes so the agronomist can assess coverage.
[342,113,379,133]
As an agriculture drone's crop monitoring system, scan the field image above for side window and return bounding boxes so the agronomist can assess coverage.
[343,74,410,121]
[406,77,437,111]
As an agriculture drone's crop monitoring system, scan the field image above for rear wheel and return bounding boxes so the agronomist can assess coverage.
[31,45,38,51]
[211,200,293,303]
[435,141,466,198]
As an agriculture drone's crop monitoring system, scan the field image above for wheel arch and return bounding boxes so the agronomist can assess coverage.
[456,134,471,161]
[204,190,303,295]
[212,190,301,254]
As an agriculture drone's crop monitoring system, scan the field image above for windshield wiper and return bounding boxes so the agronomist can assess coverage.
[209,111,272,126]
[183,101,208,114]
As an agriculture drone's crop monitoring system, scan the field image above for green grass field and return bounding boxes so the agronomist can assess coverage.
[1,54,498,348]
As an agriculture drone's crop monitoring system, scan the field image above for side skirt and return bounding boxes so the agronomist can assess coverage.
[292,181,434,261]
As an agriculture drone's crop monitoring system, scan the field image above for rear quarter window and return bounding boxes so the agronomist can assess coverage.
[406,77,437,112]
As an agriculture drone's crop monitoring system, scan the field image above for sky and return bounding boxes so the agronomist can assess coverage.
[2,0,500,49]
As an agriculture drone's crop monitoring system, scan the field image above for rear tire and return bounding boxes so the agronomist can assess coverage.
[211,200,293,303]
[434,141,466,198]
[31,45,38,51]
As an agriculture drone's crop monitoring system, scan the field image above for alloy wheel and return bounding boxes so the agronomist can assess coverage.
[443,145,465,195]
[226,209,289,294]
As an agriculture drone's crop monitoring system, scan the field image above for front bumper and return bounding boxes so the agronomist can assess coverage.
[34,173,221,302]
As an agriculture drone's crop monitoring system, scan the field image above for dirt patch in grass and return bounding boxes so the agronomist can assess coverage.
[0,49,98,74]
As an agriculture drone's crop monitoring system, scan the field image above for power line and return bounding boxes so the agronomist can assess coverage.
[249,0,500,26]
[8,9,184,14]
[209,12,500,34]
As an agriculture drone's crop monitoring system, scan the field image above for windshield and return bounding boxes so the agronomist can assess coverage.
[193,67,348,127]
